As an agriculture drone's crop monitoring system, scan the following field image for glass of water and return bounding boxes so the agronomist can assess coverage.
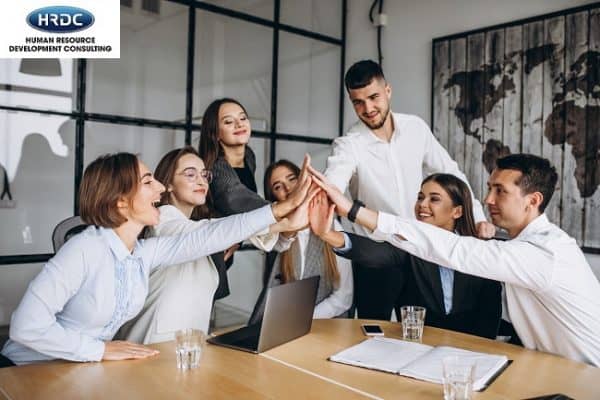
[400,305,426,342]
[175,328,205,370]
[442,356,475,400]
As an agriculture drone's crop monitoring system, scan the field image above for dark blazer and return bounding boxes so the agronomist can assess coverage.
[209,146,268,300]
[341,233,502,339]
[210,146,269,216]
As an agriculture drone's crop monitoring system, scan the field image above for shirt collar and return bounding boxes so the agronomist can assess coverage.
[99,227,139,262]
[358,110,398,145]
[514,213,550,240]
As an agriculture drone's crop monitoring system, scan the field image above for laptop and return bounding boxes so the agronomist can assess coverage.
[207,276,319,353]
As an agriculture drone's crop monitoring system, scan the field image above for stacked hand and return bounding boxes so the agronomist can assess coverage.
[270,154,323,234]
[306,165,352,217]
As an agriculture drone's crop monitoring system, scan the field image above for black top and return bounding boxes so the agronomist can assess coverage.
[209,147,264,300]
[234,164,258,193]
[210,146,268,216]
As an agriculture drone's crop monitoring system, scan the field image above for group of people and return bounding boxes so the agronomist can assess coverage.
[1,60,599,369]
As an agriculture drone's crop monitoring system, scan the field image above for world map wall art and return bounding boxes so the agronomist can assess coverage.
[432,3,600,249]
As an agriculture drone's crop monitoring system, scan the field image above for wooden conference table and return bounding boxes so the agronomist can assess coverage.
[0,319,598,399]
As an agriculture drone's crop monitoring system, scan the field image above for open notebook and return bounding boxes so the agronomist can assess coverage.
[329,337,509,391]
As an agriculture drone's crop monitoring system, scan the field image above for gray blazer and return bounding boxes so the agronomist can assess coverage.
[210,146,268,216]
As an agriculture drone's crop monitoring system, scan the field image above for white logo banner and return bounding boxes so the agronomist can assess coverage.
[0,0,120,58]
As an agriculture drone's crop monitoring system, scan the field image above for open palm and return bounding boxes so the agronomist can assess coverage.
[309,192,335,237]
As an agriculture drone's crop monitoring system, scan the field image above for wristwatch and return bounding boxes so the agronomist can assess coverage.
[347,199,365,223]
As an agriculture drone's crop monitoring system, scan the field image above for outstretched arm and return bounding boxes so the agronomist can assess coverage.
[308,165,381,233]
[309,191,408,268]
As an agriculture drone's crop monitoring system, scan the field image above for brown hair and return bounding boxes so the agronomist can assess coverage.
[496,154,558,213]
[264,159,340,286]
[79,152,140,228]
[421,173,478,237]
[153,146,214,220]
[198,98,248,170]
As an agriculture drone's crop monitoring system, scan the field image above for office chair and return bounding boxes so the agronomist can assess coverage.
[52,216,88,253]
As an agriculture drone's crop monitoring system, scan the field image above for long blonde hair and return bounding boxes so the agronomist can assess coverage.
[264,160,340,286]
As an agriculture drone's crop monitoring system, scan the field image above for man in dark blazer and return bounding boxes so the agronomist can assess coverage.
[338,232,502,339]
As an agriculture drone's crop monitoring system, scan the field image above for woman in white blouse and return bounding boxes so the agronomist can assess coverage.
[1,152,313,366]
[261,160,353,318]
[118,147,305,344]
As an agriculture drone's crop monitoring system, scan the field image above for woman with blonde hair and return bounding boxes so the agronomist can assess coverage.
[257,159,353,319]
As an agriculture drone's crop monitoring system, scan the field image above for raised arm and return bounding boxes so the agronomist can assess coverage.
[148,205,277,269]
[309,168,554,290]
[374,212,554,291]
[338,233,410,269]
[149,181,320,269]
[309,191,408,269]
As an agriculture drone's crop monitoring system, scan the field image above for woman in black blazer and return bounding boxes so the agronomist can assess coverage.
[198,98,267,215]
[310,173,502,339]
[198,98,311,296]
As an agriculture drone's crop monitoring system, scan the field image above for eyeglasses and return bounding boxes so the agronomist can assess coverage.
[177,168,213,184]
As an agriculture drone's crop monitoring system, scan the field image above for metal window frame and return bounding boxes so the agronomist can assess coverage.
[0,0,348,265]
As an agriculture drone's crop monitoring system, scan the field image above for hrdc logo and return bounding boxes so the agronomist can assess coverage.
[26,6,94,33]
[1,1,119,58]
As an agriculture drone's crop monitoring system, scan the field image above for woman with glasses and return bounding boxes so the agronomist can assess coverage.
[1,151,313,365]
[117,147,316,344]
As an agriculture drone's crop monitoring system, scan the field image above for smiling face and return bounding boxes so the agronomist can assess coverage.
[414,180,463,231]
[268,165,299,202]
[348,78,392,130]
[125,161,165,228]
[168,153,209,215]
[218,102,251,146]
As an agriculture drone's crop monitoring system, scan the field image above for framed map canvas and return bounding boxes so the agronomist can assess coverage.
[432,3,600,249]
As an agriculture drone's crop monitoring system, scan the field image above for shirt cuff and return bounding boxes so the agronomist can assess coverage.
[79,337,105,362]
[333,232,353,254]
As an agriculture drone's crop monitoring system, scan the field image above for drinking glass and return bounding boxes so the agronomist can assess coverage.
[442,356,475,400]
[175,328,205,370]
[400,305,426,342]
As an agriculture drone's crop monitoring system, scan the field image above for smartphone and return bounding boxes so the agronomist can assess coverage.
[361,324,384,336]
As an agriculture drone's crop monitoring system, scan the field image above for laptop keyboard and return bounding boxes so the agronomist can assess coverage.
[231,335,259,349]
[214,323,261,350]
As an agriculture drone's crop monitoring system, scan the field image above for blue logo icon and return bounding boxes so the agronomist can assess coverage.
[26,6,94,33]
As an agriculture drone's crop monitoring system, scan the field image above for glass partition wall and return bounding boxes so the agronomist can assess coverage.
[0,0,346,323]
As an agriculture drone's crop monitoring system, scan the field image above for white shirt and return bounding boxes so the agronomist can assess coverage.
[294,224,353,319]
[1,205,276,365]
[119,206,282,345]
[325,112,485,238]
[375,212,600,366]
[117,205,220,344]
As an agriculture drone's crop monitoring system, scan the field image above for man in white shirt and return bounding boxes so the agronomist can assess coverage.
[310,154,600,366]
[325,60,495,319]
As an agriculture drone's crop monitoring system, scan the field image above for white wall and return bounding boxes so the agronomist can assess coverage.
[344,0,598,127]
[345,0,600,277]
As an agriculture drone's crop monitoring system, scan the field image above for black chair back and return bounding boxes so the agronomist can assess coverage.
[52,216,88,252]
